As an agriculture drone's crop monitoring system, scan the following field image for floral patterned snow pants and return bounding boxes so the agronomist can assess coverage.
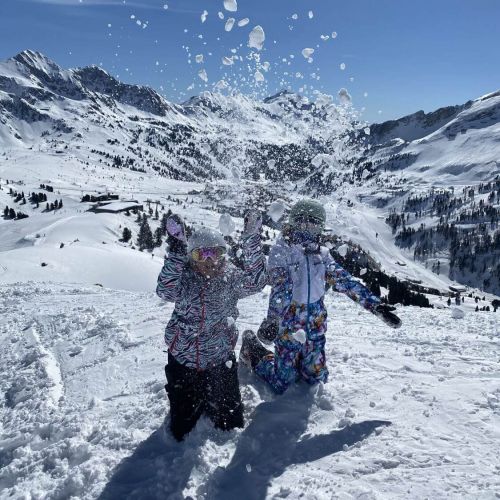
[255,299,329,394]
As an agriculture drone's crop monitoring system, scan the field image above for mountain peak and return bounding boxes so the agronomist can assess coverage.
[12,50,62,76]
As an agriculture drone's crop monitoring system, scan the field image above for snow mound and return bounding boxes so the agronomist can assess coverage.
[451,308,465,319]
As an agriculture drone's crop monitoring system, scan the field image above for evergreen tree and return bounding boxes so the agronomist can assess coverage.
[160,213,169,235]
[3,206,8,218]
[121,227,132,243]
[154,226,163,247]
[9,208,16,219]
[137,218,154,251]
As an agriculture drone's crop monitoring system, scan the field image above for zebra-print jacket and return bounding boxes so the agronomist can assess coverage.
[156,231,266,370]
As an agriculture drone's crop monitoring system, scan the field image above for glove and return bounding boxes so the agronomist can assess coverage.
[165,214,187,255]
[243,209,262,235]
[257,318,279,344]
[374,304,402,329]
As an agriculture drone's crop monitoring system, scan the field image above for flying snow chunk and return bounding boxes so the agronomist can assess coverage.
[308,10,314,19]
[451,308,465,320]
[238,18,249,27]
[267,200,286,222]
[224,0,237,12]
[320,35,330,41]
[215,79,229,90]
[338,88,351,104]
[311,154,324,167]
[337,243,349,257]
[261,61,270,72]
[267,159,276,169]
[225,360,233,369]
[254,70,265,82]
[302,48,315,59]
[195,54,204,63]
[340,62,346,70]
[219,214,235,236]
[248,25,265,50]
[163,3,168,9]
[293,329,307,343]
[201,10,208,23]
[292,13,298,20]
[218,11,224,19]
[364,127,371,135]
[364,91,368,97]
[222,56,234,65]
[198,69,208,82]
[331,31,338,38]
[225,18,235,31]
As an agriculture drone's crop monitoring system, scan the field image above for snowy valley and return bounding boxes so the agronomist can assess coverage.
[0,50,499,499]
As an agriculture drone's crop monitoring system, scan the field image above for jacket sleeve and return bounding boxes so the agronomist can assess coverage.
[265,242,292,320]
[156,251,187,302]
[325,254,381,312]
[266,267,291,320]
[234,231,267,299]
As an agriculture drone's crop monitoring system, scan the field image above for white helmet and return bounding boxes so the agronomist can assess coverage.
[187,227,227,253]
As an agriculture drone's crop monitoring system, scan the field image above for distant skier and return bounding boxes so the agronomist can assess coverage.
[156,211,265,441]
[240,199,401,394]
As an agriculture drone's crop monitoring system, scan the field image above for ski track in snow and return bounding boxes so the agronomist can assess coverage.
[0,283,499,499]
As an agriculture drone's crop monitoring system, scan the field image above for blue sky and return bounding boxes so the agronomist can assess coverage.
[1,0,499,122]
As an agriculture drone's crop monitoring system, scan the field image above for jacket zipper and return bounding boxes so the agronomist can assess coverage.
[198,288,205,371]
[306,254,311,337]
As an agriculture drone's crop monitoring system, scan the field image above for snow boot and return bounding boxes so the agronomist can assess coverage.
[239,330,272,369]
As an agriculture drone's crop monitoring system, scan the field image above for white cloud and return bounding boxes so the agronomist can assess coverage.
[26,0,166,9]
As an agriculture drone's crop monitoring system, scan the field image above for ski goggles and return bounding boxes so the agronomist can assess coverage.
[294,218,324,236]
[190,247,226,262]
[293,214,324,226]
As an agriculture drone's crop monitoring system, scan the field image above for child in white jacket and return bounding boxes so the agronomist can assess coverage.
[241,199,401,394]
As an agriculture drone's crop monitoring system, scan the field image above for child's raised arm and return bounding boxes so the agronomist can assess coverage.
[235,210,267,298]
[156,214,188,302]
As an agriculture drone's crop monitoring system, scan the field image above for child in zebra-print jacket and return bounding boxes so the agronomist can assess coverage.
[156,211,265,441]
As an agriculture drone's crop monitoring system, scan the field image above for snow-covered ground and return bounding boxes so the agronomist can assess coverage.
[1,283,498,499]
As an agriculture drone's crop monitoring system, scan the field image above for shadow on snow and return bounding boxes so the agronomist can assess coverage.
[99,385,390,500]
[97,416,209,500]
[200,385,390,499]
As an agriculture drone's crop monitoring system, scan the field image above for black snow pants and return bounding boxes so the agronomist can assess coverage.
[164,352,244,441]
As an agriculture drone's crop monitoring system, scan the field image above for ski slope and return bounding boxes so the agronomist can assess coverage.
[0,282,498,499]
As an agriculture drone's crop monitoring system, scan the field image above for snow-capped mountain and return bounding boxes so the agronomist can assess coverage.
[0,50,351,183]
[368,90,500,183]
